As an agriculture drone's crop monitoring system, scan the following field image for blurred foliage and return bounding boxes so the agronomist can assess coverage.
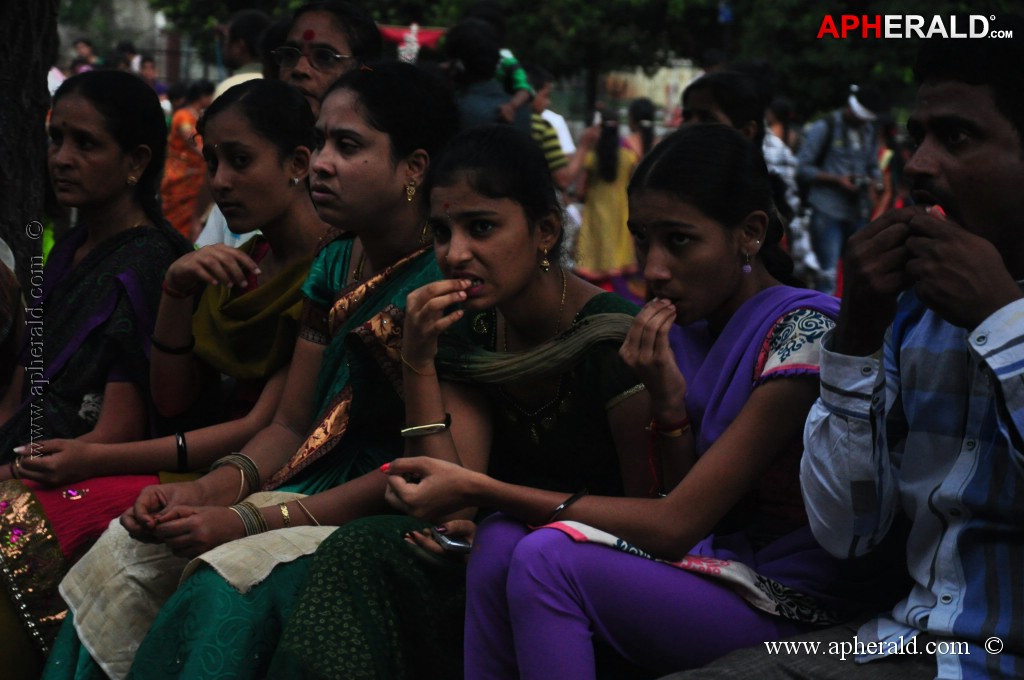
[727,0,1022,119]
[62,0,1022,119]
[139,0,700,78]
[60,0,118,49]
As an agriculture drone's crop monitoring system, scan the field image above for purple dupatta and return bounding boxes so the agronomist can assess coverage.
[672,285,840,457]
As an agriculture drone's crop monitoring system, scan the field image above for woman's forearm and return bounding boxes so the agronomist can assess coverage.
[257,469,393,530]
[150,290,204,416]
[465,474,693,559]
[401,363,460,463]
[83,412,274,477]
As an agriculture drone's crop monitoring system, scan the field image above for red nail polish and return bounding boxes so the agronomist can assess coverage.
[380,462,391,473]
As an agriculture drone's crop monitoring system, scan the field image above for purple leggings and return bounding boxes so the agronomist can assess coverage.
[464,514,806,680]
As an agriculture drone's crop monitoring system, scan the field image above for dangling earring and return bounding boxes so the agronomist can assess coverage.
[742,253,752,274]
[540,248,551,273]
[405,180,417,203]
[126,175,138,187]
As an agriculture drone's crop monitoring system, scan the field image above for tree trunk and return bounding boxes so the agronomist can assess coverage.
[0,0,58,293]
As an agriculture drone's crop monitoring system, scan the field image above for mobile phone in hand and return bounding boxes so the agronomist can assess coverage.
[430,527,472,554]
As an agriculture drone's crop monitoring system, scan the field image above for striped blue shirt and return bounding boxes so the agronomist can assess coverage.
[803,290,1024,679]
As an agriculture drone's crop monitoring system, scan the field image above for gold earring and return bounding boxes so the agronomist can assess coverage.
[540,248,551,273]
[405,181,417,203]
[127,175,138,187]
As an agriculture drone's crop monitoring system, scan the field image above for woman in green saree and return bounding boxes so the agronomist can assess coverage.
[42,62,459,680]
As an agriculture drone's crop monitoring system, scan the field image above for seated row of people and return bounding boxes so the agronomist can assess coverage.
[0,10,1019,680]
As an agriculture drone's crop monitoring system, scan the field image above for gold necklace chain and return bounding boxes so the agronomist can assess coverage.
[503,267,567,353]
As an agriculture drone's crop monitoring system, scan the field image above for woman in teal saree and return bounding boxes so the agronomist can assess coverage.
[43,62,459,680]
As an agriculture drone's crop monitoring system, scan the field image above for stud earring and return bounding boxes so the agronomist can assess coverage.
[290,177,301,186]
[405,181,417,203]
[540,248,551,273]
[126,176,138,187]
[742,253,752,274]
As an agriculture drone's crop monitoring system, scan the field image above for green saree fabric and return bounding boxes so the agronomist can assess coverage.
[121,243,440,680]
[41,237,440,680]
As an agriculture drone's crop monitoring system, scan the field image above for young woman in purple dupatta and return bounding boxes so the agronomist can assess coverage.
[385,124,851,679]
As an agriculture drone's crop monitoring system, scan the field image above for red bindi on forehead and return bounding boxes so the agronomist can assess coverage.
[302,29,315,41]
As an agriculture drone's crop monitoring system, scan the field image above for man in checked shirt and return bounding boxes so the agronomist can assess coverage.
[663,18,1024,680]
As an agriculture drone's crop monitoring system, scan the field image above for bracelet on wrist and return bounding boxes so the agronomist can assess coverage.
[162,280,197,299]
[645,415,691,438]
[294,498,321,526]
[400,413,451,438]
[233,467,245,504]
[211,453,261,500]
[547,488,588,524]
[151,334,195,355]
[175,431,189,473]
[230,501,269,537]
[278,502,291,528]
[400,351,435,376]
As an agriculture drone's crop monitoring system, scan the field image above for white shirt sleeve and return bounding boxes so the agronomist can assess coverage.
[801,328,902,558]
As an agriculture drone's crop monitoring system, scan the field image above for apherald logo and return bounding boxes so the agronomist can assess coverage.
[817,15,1012,39]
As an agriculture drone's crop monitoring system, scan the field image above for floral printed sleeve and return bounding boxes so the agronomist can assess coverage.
[753,308,835,385]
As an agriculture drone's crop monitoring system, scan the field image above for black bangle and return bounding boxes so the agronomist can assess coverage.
[547,488,588,524]
[175,431,188,472]
[151,334,195,355]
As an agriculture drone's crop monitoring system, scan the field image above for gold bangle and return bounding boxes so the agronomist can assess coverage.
[400,351,435,376]
[234,467,246,503]
[400,413,452,438]
[279,502,291,528]
[211,454,261,501]
[230,501,269,536]
[228,505,245,531]
[294,498,321,526]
